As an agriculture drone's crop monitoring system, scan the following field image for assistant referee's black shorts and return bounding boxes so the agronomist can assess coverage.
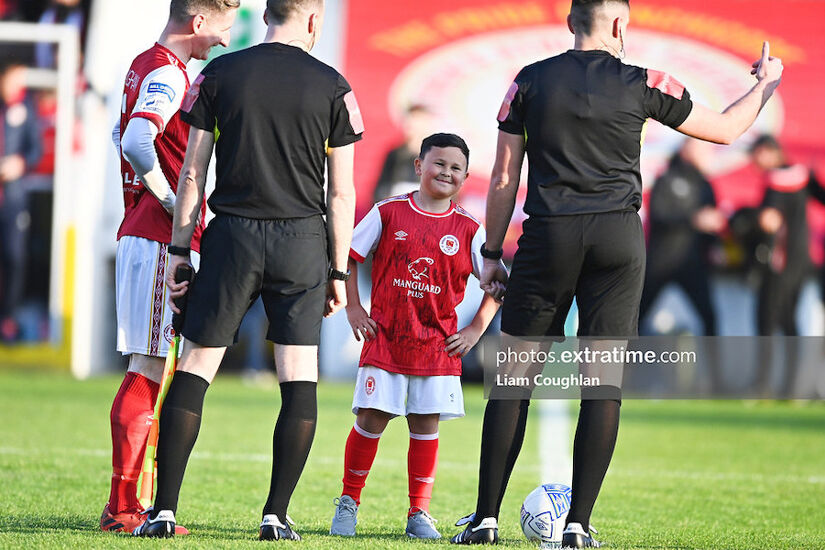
[183,214,328,347]
[501,211,645,338]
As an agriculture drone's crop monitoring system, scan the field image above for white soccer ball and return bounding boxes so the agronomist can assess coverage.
[520,483,572,547]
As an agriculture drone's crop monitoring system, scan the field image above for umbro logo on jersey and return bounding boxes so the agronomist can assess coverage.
[395,230,408,240]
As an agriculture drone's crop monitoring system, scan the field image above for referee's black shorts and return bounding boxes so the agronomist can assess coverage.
[501,211,645,339]
[183,214,328,347]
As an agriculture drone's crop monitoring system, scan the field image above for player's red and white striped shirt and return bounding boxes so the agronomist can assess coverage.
[350,193,486,376]
[116,43,205,251]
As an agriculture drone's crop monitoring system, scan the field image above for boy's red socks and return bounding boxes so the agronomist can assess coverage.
[341,423,382,504]
[408,432,439,514]
[108,372,159,513]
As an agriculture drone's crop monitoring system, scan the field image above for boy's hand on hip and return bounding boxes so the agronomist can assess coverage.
[445,326,482,358]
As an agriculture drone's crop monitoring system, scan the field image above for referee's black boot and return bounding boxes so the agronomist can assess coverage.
[449,513,498,544]
[561,522,601,548]
[131,509,176,538]
[259,514,301,541]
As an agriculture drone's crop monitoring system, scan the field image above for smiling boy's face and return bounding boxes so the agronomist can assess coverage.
[415,146,469,200]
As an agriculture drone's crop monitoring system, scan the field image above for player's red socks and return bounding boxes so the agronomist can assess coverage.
[341,423,382,504]
[108,372,159,514]
[408,432,439,514]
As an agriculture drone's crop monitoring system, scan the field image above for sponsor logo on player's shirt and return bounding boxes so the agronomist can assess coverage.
[395,230,408,240]
[408,257,434,280]
[125,70,139,90]
[147,82,176,102]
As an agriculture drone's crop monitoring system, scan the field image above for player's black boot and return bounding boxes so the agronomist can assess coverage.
[561,522,601,548]
[259,514,301,541]
[131,510,176,538]
[450,513,498,545]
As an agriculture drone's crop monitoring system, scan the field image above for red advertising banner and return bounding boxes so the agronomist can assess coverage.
[344,0,825,256]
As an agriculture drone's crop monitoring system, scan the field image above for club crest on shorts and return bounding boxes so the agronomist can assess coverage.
[440,234,459,256]
[365,376,376,395]
[163,324,175,343]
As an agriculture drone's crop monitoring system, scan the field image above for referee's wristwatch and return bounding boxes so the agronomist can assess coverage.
[480,243,503,260]
[168,245,190,257]
[329,267,351,281]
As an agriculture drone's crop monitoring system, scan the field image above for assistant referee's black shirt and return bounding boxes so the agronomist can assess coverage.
[180,42,364,219]
[498,49,693,216]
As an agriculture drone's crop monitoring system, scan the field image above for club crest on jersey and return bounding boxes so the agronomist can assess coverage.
[408,257,434,280]
[365,376,376,395]
[163,324,174,344]
[395,230,408,240]
[439,234,459,256]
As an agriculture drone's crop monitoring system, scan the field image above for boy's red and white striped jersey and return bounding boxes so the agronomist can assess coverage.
[350,193,486,376]
[116,42,205,251]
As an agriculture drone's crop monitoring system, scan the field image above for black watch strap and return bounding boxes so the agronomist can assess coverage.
[168,245,191,257]
[480,243,503,260]
[329,268,351,281]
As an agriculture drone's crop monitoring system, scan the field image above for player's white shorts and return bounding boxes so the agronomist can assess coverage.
[116,236,200,357]
[352,365,465,420]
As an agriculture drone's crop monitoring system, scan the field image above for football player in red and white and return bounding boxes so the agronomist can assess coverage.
[329,133,505,539]
[101,0,238,534]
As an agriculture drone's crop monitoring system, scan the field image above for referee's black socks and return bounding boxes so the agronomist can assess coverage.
[152,371,210,516]
[262,381,317,521]
[473,398,530,524]
[567,398,621,531]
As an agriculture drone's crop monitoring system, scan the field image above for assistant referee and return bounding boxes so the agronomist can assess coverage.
[452,0,783,547]
[133,0,362,540]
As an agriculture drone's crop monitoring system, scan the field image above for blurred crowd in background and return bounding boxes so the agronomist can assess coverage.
[0,2,823,393]
[0,0,95,343]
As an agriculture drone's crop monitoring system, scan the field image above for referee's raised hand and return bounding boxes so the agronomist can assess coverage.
[751,41,783,87]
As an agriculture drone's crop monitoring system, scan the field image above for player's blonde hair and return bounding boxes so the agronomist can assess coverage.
[169,0,240,22]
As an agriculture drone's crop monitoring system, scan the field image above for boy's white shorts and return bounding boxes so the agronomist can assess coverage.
[352,365,465,420]
[115,236,200,357]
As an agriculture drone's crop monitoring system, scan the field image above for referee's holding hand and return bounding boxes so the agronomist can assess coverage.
[133,0,363,540]
[452,0,783,547]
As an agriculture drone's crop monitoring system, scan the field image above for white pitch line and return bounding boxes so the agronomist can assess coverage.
[538,400,572,486]
[2,446,821,485]
[0,446,540,473]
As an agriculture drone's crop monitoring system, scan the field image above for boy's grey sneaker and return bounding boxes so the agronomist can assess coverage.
[259,514,301,541]
[406,508,441,539]
[329,496,358,536]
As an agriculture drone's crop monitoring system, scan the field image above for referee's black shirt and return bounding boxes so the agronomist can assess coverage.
[181,42,363,220]
[498,49,693,216]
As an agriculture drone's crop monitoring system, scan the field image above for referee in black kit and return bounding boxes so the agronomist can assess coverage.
[133,0,362,540]
[452,0,783,547]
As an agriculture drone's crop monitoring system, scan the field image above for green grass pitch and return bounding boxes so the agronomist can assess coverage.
[0,368,823,549]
